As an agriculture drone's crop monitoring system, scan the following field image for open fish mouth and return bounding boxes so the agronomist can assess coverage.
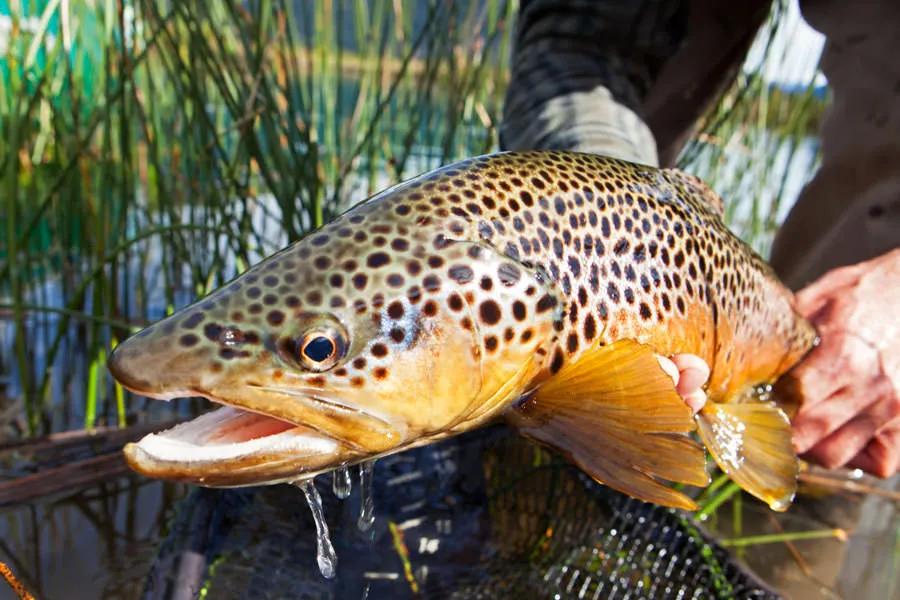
[122,390,350,487]
[116,367,408,486]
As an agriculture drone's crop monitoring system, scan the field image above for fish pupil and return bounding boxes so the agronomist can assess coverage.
[303,336,335,362]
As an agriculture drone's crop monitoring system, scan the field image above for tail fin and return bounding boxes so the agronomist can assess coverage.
[696,402,798,511]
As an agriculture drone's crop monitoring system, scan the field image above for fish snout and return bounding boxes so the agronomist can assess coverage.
[108,329,207,399]
[108,335,157,394]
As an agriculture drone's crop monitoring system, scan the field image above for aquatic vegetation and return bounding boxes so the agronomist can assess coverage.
[677,1,826,254]
[0,0,824,442]
[1,0,516,437]
[0,0,824,438]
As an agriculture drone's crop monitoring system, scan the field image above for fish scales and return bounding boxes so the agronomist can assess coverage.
[328,150,813,400]
[110,151,816,511]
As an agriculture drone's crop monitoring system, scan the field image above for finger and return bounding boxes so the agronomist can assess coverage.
[681,389,707,415]
[796,373,894,458]
[791,385,879,453]
[670,353,710,398]
[795,288,838,323]
[656,355,680,386]
[847,426,900,478]
[655,354,709,414]
[784,332,880,413]
[802,413,882,470]
[795,263,865,314]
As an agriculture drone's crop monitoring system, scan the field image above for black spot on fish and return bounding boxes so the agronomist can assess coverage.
[423,274,441,292]
[448,265,474,284]
[584,314,596,340]
[180,334,199,347]
[181,312,205,330]
[550,348,565,374]
[479,300,502,325]
[607,282,620,303]
[498,263,521,286]
[536,294,557,313]
[204,323,223,342]
[367,252,391,268]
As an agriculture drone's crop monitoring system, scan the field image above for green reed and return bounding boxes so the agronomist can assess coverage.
[720,529,848,548]
[678,0,826,253]
[0,0,515,436]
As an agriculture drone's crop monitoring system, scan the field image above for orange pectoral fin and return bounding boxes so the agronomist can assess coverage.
[507,340,710,511]
[696,402,798,511]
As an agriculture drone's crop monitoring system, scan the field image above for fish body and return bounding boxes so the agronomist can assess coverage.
[109,151,815,510]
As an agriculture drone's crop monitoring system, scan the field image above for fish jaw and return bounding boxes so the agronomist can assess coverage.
[109,331,407,486]
[110,369,408,487]
[113,381,396,486]
[122,407,347,487]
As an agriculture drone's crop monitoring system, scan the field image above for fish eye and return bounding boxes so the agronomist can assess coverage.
[296,330,346,371]
[303,336,334,362]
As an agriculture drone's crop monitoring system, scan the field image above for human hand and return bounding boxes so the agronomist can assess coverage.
[658,354,710,415]
[785,249,900,477]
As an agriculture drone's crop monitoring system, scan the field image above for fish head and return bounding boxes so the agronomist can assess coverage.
[109,211,558,487]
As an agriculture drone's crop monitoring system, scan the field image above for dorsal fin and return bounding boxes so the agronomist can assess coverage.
[663,168,725,218]
[506,340,709,510]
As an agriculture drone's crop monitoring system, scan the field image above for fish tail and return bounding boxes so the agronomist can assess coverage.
[695,402,798,511]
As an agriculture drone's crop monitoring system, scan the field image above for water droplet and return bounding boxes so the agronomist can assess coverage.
[357,460,376,531]
[332,466,352,499]
[296,478,337,578]
[769,492,795,512]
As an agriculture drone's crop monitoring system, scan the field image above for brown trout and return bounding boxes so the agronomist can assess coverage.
[109,151,816,511]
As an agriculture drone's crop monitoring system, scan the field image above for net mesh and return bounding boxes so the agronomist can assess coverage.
[142,426,779,599]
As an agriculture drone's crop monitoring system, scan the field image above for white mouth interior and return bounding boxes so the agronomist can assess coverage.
[136,407,338,463]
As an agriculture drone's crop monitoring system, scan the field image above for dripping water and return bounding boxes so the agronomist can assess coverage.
[357,460,376,531]
[332,466,352,499]
[296,478,338,578]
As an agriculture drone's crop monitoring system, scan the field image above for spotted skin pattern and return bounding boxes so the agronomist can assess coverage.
[120,151,813,407]
[111,151,817,491]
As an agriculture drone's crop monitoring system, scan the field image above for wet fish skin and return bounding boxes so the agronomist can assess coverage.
[109,151,815,508]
